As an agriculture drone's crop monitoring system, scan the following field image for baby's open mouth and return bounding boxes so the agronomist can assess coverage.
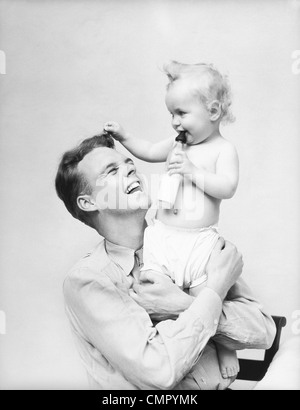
[126,181,142,195]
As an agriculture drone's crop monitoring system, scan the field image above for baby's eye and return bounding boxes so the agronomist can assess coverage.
[178,111,186,116]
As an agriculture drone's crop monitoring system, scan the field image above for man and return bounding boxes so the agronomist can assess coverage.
[55,133,275,390]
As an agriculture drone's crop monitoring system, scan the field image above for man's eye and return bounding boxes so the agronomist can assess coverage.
[108,167,118,175]
[128,167,136,176]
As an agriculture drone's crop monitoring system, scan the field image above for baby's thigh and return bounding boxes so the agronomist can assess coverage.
[142,225,172,274]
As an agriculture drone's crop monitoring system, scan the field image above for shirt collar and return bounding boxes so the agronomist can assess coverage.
[105,239,143,276]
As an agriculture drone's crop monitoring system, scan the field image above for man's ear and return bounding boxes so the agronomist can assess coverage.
[208,100,222,122]
[77,195,98,213]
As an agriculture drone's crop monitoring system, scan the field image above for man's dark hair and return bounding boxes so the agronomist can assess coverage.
[55,133,115,227]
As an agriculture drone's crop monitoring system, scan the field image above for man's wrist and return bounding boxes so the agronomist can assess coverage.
[165,290,194,318]
[205,284,226,303]
[150,292,194,321]
[176,290,194,314]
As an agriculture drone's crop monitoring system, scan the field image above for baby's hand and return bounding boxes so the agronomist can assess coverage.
[168,151,196,177]
[103,121,127,142]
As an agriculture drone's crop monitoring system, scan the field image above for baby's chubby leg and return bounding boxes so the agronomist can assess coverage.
[216,343,240,379]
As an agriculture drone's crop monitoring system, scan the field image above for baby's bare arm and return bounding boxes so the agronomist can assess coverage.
[168,141,239,199]
[202,142,239,199]
[169,142,239,200]
[104,121,173,163]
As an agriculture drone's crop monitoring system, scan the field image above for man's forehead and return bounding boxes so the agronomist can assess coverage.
[78,147,127,175]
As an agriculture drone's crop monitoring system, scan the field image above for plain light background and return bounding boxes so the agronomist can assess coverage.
[0,0,299,389]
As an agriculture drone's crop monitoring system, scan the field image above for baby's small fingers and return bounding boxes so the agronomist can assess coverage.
[168,170,181,176]
[104,126,114,132]
[169,158,183,167]
[168,163,179,169]
[104,121,118,130]
[168,166,182,174]
[174,151,186,160]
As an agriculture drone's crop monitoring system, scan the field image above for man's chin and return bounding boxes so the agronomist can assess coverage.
[127,191,151,211]
[102,191,151,212]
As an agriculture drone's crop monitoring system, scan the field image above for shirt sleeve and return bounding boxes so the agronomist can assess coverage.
[214,278,276,350]
[64,268,222,390]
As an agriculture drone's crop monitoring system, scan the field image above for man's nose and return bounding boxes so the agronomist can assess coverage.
[123,164,136,178]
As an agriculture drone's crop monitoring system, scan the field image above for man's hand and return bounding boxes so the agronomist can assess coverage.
[130,271,193,322]
[206,238,244,301]
[103,121,127,143]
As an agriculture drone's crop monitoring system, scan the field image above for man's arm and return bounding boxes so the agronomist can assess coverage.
[131,239,244,321]
[64,239,242,390]
[133,263,276,351]
[64,272,221,390]
[213,278,276,350]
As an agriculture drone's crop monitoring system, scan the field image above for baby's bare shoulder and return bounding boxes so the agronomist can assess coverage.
[215,137,237,156]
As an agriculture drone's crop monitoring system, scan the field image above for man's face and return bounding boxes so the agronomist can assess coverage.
[78,147,151,213]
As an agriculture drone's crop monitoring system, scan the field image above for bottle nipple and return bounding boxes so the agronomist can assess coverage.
[175,131,187,144]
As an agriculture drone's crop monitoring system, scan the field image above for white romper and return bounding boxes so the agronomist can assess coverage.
[141,219,220,290]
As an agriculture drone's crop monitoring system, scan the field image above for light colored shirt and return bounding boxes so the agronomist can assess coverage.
[63,239,276,390]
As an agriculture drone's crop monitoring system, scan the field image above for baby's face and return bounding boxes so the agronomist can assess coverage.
[165,80,214,145]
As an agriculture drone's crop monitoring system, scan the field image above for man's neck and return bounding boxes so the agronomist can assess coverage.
[95,211,147,251]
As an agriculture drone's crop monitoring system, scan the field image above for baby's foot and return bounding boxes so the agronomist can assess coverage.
[217,345,240,379]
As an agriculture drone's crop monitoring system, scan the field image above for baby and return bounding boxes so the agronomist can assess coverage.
[104,61,240,379]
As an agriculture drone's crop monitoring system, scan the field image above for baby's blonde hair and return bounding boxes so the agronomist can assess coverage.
[163,61,235,124]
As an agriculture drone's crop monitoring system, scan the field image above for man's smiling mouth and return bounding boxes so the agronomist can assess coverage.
[126,181,142,195]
